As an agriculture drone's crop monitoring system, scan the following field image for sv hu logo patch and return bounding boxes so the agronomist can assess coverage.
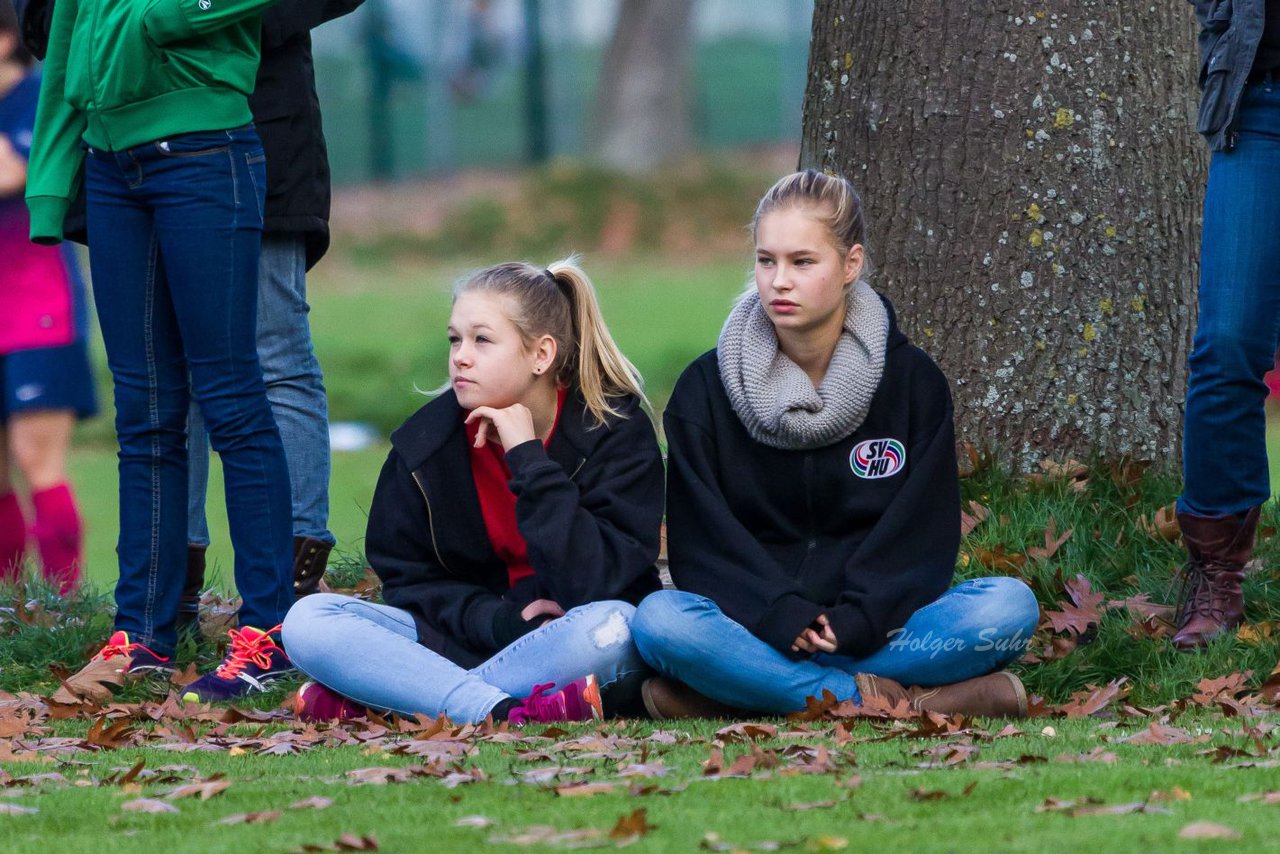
[850,438,905,479]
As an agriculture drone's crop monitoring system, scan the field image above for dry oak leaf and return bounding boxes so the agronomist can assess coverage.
[1137,503,1180,541]
[609,808,655,843]
[295,834,380,853]
[1052,678,1130,718]
[289,796,334,810]
[122,798,179,814]
[50,656,126,706]
[164,779,232,801]
[960,501,990,536]
[1179,822,1241,840]
[1027,516,1074,561]
[1191,672,1252,706]
[714,722,778,744]
[1042,575,1105,637]
[217,810,281,825]
[0,803,38,815]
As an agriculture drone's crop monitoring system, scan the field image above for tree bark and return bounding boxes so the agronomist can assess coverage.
[592,0,694,172]
[801,2,1205,467]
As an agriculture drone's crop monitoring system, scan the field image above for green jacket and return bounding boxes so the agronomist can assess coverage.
[25,0,277,244]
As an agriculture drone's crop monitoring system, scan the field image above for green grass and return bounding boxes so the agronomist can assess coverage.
[3,713,1279,851]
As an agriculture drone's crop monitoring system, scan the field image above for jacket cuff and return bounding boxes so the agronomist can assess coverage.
[27,196,68,245]
[144,0,195,46]
[504,438,550,468]
[491,601,535,648]
[825,604,877,658]
[754,594,824,656]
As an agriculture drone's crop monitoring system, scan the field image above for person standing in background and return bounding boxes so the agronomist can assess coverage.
[1174,0,1280,650]
[16,0,365,623]
[0,1,96,594]
[183,0,365,630]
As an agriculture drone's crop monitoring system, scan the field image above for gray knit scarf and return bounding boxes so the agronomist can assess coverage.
[717,281,889,451]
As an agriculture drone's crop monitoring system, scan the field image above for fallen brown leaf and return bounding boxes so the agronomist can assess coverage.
[608,808,654,843]
[217,810,281,825]
[122,798,179,814]
[1179,822,1241,840]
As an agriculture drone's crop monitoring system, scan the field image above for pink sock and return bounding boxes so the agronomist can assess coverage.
[0,491,26,582]
[30,483,83,595]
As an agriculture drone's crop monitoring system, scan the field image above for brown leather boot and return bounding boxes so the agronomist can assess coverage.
[1171,507,1258,651]
[176,544,206,636]
[293,536,332,599]
[854,671,1028,718]
[640,677,744,720]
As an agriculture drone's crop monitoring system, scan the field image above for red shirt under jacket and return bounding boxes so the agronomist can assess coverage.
[465,387,568,588]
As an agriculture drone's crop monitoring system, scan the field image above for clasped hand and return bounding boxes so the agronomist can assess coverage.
[792,613,837,654]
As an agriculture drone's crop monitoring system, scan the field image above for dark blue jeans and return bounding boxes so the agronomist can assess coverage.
[1181,78,1280,519]
[84,125,293,656]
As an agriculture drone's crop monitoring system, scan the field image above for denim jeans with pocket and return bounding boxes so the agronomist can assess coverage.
[1180,78,1280,518]
[84,125,294,656]
[187,235,334,548]
[281,594,649,722]
[631,577,1040,713]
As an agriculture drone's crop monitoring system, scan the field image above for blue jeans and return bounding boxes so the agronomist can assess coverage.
[281,594,649,723]
[632,577,1040,714]
[187,235,334,547]
[84,126,294,656]
[1180,79,1280,518]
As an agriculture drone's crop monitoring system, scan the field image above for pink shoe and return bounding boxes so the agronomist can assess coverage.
[507,676,603,725]
[292,681,369,721]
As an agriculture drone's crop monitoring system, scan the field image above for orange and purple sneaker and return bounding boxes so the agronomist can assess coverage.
[292,681,370,722]
[52,630,173,704]
[182,624,294,703]
[507,676,603,726]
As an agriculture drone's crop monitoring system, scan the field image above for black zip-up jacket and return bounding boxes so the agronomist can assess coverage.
[366,388,664,669]
[1190,0,1269,151]
[664,296,960,661]
[16,0,362,266]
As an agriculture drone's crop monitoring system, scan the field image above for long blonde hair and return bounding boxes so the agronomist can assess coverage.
[452,257,647,427]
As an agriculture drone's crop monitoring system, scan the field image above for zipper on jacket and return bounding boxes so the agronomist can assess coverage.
[803,453,817,552]
[570,456,586,480]
[410,469,453,575]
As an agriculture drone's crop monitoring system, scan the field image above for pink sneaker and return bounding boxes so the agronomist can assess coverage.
[292,681,369,721]
[507,676,603,725]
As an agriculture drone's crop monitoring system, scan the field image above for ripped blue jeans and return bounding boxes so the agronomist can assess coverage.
[281,594,647,722]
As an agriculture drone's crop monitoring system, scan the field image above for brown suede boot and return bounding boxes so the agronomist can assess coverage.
[854,671,1028,718]
[641,677,745,720]
[293,536,333,599]
[1171,507,1259,651]
[176,545,206,636]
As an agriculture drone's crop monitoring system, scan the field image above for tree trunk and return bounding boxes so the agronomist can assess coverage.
[801,2,1206,467]
[593,0,694,172]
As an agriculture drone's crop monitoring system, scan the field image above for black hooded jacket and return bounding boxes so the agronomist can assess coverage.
[366,389,664,669]
[663,295,960,661]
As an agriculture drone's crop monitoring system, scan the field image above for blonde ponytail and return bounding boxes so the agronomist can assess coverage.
[546,259,648,426]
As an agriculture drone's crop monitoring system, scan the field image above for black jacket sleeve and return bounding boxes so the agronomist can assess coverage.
[504,405,664,609]
[824,365,960,658]
[261,0,365,48]
[365,448,525,653]
[663,374,825,656]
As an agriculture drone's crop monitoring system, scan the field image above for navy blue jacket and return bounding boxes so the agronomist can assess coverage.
[1191,0,1269,150]
[663,297,960,660]
[366,389,664,668]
